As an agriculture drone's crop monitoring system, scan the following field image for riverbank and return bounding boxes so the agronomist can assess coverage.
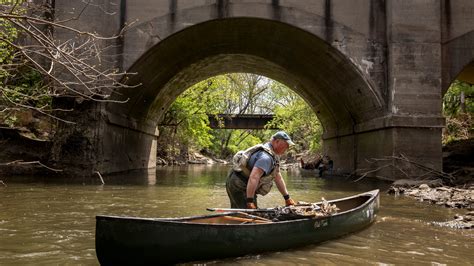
[156,152,228,166]
[0,127,52,176]
[383,139,474,229]
[384,140,472,229]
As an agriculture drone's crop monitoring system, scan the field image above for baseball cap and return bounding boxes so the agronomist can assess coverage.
[272,131,295,146]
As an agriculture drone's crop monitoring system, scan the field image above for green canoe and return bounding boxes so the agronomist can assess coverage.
[96,189,379,265]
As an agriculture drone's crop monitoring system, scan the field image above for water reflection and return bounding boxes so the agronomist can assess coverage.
[0,165,472,265]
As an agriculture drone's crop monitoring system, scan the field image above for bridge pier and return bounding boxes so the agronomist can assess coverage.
[97,114,158,175]
[324,125,443,179]
[50,99,158,176]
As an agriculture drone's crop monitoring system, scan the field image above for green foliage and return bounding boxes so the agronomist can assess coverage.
[442,80,474,144]
[160,73,324,159]
[208,129,265,158]
[266,82,323,152]
[0,19,18,64]
[443,114,472,144]
[443,80,474,116]
[1,65,48,127]
[0,2,21,62]
[1,1,51,127]
[226,132,262,153]
[0,1,26,65]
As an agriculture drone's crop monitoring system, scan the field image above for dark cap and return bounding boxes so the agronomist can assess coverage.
[272,131,295,146]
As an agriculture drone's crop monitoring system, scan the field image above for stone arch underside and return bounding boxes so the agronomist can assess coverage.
[442,30,474,92]
[109,18,386,141]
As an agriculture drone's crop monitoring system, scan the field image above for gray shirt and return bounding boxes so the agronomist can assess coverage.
[247,143,275,176]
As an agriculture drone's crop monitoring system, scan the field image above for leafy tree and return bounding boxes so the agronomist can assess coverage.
[160,73,324,160]
[266,81,323,152]
[208,73,276,155]
[209,129,263,158]
[442,80,473,144]
[158,76,229,158]
[443,80,474,116]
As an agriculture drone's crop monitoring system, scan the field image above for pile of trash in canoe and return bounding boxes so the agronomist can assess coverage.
[208,199,340,224]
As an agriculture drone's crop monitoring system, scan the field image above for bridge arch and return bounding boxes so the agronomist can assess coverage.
[442,32,474,93]
[110,18,385,141]
[103,15,387,175]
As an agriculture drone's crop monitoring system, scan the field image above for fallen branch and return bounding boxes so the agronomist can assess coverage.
[350,154,455,184]
[0,160,62,172]
[95,171,105,185]
[352,164,393,182]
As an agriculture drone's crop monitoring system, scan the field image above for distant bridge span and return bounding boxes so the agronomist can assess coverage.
[207,114,277,129]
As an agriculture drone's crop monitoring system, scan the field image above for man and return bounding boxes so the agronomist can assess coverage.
[226,131,296,209]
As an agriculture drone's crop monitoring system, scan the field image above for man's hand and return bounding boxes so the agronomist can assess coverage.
[284,196,296,206]
[247,202,257,209]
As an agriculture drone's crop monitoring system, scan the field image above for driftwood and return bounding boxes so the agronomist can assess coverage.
[350,154,455,185]
[0,159,62,172]
[254,200,339,221]
[95,171,105,185]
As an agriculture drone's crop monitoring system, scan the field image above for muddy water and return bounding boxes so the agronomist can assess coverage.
[0,165,472,265]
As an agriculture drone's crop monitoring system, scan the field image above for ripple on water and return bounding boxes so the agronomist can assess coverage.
[15,250,62,258]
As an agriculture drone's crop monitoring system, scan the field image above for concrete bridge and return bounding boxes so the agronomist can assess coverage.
[52,0,474,179]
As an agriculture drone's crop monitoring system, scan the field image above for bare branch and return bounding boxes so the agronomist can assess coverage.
[351,154,455,184]
[0,160,62,172]
[1,13,121,40]
[1,1,138,124]
[1,90,76,124]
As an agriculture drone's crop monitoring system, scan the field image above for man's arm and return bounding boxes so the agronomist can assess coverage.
[274,169,289,196]
[246,166,264,199]
[274,169,296,206]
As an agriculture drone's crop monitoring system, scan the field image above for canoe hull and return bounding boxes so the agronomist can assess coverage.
[96,190,379,265]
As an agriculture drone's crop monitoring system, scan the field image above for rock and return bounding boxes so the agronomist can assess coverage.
[392,179,442,188]
[213,158,228,164]
[388,183,473,209]
[188,159,215,164]
[432,211,474,229]
[156,157,168,165]
[432,220,474,229]
[419,184,430,190]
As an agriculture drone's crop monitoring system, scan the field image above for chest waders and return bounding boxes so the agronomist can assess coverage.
[232,144,280,195]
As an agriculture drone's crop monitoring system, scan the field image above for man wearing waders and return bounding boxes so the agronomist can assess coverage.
[226,131,296,209]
